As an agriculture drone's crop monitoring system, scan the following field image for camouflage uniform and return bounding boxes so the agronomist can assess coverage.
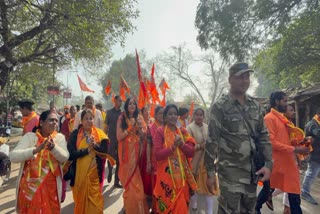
[205,93,273,214]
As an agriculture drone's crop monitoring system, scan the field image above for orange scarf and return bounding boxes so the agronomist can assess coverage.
[18,130,60,213]
[22,111,37,126]
[77,127,115,165]
[271,108,312,160]
[154,126,197,214]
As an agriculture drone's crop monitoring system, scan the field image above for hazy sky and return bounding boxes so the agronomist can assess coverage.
[59,0,203,103]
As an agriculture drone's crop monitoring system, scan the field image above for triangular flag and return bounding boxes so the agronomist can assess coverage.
[159,78,170,94]
[111,91,115,105]
[149,64,160,104]
[119,75,130,101]
[77,74,94,93]
[136,49,148,109]
[105,80,111,95]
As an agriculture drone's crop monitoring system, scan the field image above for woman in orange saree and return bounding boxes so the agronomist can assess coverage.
[153,104,197,214]
[10,110,69,213]
[117,98,149,214]
[67,109,110,214]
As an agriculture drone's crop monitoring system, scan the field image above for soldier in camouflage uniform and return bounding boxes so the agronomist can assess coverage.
[205,62,273,214]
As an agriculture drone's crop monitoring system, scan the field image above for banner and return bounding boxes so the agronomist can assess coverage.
[47,86,60,95]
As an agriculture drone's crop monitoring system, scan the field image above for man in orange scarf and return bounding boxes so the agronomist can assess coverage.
[264,91,310,214]
[18,99,39,134]
[301,107,320,205]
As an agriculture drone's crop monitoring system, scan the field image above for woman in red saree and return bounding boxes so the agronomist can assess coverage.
[153,104,197,214]
[10,110,69,213]
[67,109,110,214]
[117,98,149,214]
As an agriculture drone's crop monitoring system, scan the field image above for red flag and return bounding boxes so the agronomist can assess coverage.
[77,74,94,93]
[105,80,111,95]
[136,49,148,108]
[119,75,130,101]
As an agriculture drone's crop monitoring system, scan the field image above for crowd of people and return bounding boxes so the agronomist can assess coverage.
[2,62,320,214]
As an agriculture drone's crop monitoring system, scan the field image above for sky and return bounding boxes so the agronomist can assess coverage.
[59,0,203,103]
[58,0,256,106]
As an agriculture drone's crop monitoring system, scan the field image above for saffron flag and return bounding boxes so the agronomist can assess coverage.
[119,76,130,101]
[77,74,94,93]
[159,78,170,107]
[105,80,111,95]
[159,78,170,94]
[136,49,148,108]
[111,91,115,105]
[189,101,194,118]
[149,64,160,103]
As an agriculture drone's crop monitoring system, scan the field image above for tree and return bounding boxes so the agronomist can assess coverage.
[100,53,148,102]
[200,53,228,103]
[157,44,209,108]
[0,61,64,111]
[195,0,319,61]
[0,0,138,91]
[254,11,320,96]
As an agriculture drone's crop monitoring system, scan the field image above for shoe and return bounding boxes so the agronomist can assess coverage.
[114,183,123,188]
[107,173,112,183]
[301,192,318,205]
[266,197,274,211]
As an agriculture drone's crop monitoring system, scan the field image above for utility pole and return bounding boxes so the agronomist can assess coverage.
[52,60,56,105]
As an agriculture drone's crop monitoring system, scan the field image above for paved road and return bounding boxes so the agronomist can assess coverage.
[1,137,320,213]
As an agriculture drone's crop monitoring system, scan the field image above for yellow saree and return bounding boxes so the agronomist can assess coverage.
[71,127,108,214]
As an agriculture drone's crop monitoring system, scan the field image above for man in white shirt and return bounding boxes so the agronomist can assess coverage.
[73,96,104,130]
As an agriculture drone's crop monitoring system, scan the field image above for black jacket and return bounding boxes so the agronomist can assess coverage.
[305,118,320,163]
[67,129,108,186]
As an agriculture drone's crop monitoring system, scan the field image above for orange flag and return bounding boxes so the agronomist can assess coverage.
[150,102,156,118]
[159,78,170,94]
[111,91,115,105]
[149,64,160,103]
[77,74,94,93]
[189,101,194,117]
[119,75,130,101]
[136,49,148,109]
[159,78,170,107]
[105,80,111,95]
[160,93,166,107]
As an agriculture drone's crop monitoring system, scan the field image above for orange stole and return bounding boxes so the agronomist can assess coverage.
[153,126,197,214]
[71,127,108,214]
[118,115,149,214]
[271,109,313,160]
[22,111,37,126]
[18,131,60,214]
